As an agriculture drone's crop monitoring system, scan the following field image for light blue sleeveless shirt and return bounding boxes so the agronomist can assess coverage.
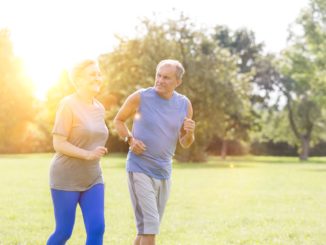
[126,87,189,179]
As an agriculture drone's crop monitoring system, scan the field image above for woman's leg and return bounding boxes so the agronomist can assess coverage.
[47,189,80,245]
[79,184,105,245]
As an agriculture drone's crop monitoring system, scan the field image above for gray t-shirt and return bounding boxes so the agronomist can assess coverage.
[49,94,109,191]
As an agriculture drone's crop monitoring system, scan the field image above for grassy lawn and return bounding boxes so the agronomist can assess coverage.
[0,154,326,245]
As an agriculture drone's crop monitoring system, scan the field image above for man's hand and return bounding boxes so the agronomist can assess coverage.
[183,117,195,134]
[180,117,195,148]
[129,138,147,155]
[86,146,108,160]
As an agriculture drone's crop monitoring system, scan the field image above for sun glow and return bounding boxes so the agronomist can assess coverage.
[11,21,111,101]
[22,54,66,101]
[3,0,121,100]
[1,0,309,100]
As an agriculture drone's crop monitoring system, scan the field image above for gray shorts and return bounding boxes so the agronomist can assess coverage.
[128,172,171,235]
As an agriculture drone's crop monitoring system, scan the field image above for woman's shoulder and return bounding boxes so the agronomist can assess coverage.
[93,99,105,111]
[58,94,76,108]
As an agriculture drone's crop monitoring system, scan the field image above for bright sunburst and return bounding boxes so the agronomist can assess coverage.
[1,0,309,101]
[5,0,119,100]
[22,55,65,100]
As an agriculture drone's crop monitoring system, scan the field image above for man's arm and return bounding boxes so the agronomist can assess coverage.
[113,91,146,155]
[113,91,140,139]
[179,99,195,148]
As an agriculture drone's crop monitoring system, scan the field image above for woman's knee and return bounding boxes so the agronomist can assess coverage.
[47,228,73,244]
[87,221,105,237]
[57,227,73,241]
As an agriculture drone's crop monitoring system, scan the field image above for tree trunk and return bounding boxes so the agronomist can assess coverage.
[221,139,227,160]
[299,136,310,161]
[175,143,207,162]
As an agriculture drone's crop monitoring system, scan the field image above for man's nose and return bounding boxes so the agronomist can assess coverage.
[157,77,164,83]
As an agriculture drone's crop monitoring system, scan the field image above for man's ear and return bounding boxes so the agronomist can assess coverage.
[176,79,182,87]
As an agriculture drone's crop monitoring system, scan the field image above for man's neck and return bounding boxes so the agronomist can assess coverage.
[155,90,174,100]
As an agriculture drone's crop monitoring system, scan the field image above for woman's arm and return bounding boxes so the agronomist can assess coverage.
[53,134,107,161]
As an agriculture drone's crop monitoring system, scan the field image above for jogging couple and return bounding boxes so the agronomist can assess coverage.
[47,59,195,245]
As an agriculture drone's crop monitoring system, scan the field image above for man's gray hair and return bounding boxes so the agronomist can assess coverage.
[156,59,185,80]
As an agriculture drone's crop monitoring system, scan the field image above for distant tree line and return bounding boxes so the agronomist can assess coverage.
[0,0,325,161]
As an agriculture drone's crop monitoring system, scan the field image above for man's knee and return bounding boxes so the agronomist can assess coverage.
[140,234,156,242]
[136,215,159,234]
[141,234,155,238]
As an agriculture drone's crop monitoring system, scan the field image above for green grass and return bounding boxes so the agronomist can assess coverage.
[1,154,326,245]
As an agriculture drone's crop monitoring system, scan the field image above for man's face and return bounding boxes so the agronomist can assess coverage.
[154,64,181,97]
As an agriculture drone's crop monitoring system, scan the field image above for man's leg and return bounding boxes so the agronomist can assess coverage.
[140,235,156,245]
[157,178,171,221]
[136,178,170,245]
[133,235,141,245]
[133,235,155,245]
[128,172,160,245]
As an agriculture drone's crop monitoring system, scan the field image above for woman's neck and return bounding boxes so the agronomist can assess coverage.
[76,90,94,105]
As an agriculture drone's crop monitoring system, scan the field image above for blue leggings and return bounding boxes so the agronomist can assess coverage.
[47,184,105,245]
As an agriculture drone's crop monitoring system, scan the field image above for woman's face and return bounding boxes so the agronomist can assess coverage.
[77,63,103,94]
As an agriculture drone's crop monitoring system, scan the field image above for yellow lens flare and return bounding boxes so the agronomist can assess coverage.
[26,63,61,101]
[134,113,141,120]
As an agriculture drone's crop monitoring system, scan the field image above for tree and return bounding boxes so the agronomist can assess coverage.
[212,26,263,158]
[277,0,326,160]
[253,0,326,160]
[100,14,252,162]
[30,70,76,152]
[0,29,36,153]
[278,49,324,160]
[213,26,263,73]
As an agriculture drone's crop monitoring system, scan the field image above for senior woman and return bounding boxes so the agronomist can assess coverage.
[47,59,109,245]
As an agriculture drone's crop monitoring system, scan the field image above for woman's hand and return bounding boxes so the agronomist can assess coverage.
[86,146,108,160]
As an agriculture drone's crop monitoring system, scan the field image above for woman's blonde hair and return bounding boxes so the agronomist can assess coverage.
[70,59,98,84]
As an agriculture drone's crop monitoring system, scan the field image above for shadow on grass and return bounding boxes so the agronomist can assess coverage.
[248,159,326,165]
[208,156,326,165]
[173,160,255,169]
[301,168,326,172]
[173,157,293,167]
[106,157,255,170]
[173,156,326,168]
[0,153,54,159]
[106,155,326,170]
[2,153,326,170]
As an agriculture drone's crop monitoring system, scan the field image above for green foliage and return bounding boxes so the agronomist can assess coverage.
[100,15,253,161]
[212,26,266,158]
[252,0,326,160]
[0,29,36,152]
[45,70,74,125]
[273,0,326,159]
[34,70,76,151]
[213,25,263,73]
